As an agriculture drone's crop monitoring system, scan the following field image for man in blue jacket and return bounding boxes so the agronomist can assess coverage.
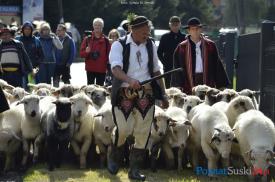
[54,24,76,87]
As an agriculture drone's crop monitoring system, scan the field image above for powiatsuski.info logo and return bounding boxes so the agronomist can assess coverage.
[196,166,270,176]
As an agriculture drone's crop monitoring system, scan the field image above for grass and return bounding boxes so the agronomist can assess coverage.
[23,163,255,182]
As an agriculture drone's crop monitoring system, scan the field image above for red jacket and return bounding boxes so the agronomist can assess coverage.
[80,32,110,73]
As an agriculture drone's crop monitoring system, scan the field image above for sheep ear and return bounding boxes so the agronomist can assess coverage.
[80,85,87,92]
[3,84,14,91]
[17,98,25,105]
[104,90,110,96]
[24,91,30,95]
[86,98,93,106]
[266,150,275,158]
[192,87,196,95]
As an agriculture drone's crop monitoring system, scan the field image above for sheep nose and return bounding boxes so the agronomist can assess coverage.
[78,110,82,116]
[104,126,109,132]
[240,101,245,106]
[159,132,164,137]
[199,95,204,100]
[187,106,192,113]
[31,111,36,117]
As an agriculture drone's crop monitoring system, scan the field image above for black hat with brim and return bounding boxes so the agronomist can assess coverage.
[130,16,149,28]
[182,17,205,29]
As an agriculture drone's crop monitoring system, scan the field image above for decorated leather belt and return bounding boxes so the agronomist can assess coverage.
[120,84,152,99]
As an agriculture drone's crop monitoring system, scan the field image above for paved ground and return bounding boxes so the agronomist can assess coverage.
[70,62,87,86]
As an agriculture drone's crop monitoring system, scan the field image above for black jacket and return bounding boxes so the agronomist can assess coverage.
[157,31,185,70]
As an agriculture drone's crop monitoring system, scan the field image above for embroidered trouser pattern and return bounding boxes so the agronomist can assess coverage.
[112,88,154,149]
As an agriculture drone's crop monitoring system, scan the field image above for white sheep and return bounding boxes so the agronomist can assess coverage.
[216,88,239,103]
[233,110,275,181]
[225,95,255,127]
[162,107,192,171]
[93,101,115,167]
[82,84,109,110]
[147,106,170,172]
[182,95,203,114]
[189,105,236,177]
[238,89,260,110]
[18,95,42,168]
[69,93,95,169]
[0,94,41,169]
[192,84,211,100]
[169,92,187,108]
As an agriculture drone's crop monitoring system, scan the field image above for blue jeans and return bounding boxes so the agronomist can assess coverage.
[37,63,56,84]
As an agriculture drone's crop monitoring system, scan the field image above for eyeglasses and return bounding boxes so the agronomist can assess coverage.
[136,50,142,67]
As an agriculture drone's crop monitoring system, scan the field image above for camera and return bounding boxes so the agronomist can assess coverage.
[90,51,100,60]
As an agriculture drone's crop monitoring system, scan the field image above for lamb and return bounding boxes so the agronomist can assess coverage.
[238,89,260,110]
[17,95,42,169]
[192,84,211,100]
[81,84,109,110]
[233,110,275,181]
[69,93,94,169]
[165,87,183,97]
[27,83,53,91]
[146,106,170,172]
[162,107,192,171]
[216,88,239,103]
[225,95,255,127]
[0,94,41,170]
[43,98,75,171]
[169,92,187,108]
[93,101,115,167]
[182,95,203,114]
[52,84,80,98]
[8,87,29,106]
[189,105,236,177]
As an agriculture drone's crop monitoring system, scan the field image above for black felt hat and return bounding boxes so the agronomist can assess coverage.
[129,16,149,28]
[183,17,205,29]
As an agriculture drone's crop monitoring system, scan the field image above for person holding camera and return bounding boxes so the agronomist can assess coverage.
[54,24,76,87]
[80,17,110,86]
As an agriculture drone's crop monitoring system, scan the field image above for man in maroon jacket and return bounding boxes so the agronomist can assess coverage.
[171,17,229,94]
[80,18,110,86]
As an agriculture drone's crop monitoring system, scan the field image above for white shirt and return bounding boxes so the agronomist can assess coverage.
[109,34,161,87]
[195,41,203,73]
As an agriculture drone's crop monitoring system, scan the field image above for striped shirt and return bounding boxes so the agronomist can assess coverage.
[0,41,20,68]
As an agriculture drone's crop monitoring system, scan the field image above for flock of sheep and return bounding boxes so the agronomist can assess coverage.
[0,79,274,181]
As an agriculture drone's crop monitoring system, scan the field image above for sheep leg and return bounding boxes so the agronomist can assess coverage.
[46,136,57,171]
[80,138,91,169]
[201,141,218,177]
[150,143,161,172]
[71,140,80,156]
[162,142,175,169]
[177,146,184,172]
[97,141,107,168]
[191,147,199,170]
[21,139,30,168]
[4,153,12,172]
[33,134,44,164]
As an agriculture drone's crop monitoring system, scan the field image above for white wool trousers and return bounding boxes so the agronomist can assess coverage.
[112,87,154,149]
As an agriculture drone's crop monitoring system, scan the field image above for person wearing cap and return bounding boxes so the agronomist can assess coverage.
[109,15,169,181]
[171,17,230,94]
[157,16,186,88]
[16,21,44,87]
[0,27,33,87]
[80,18,110,86]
